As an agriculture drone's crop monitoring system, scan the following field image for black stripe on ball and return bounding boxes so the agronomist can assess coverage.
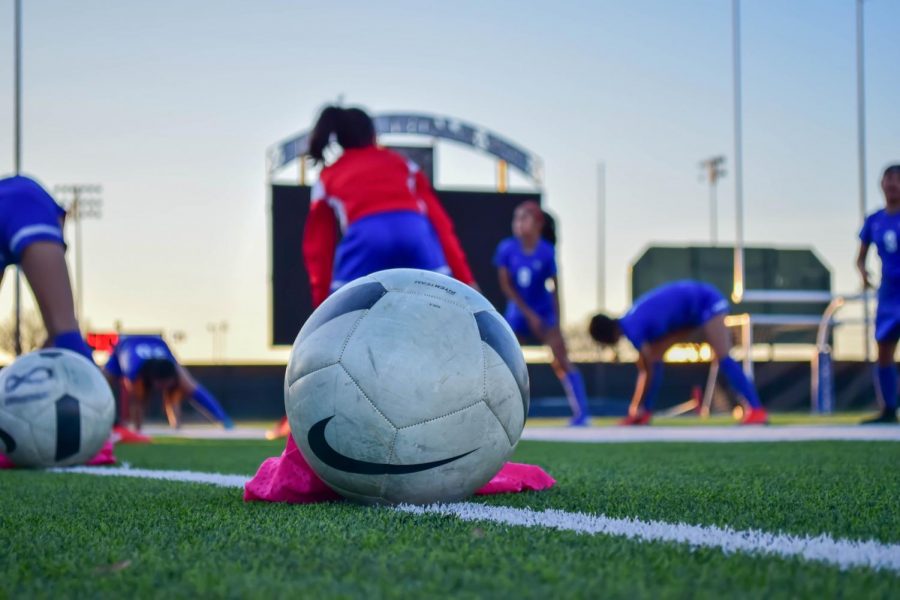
[301,281,388,339]
[54,394,81,462]
[0,427,15,453]
[474,311,529,415]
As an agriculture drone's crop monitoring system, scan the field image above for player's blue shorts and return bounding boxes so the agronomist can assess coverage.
[331,210,450,293]
[875,282,900,343]
[692,284,730,326]
[0,176,66,270]
[504,302,559,338]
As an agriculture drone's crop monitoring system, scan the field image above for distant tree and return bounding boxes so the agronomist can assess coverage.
[0,311,47,356]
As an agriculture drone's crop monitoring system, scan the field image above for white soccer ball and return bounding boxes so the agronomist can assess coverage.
[0,348,115,468]
[286,268,529,505]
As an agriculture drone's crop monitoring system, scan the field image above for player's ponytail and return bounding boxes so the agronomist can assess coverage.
[308,105,376,164]
[541,209,557,246]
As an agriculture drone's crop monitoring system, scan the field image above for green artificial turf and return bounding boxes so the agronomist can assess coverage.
[2,439,898,599]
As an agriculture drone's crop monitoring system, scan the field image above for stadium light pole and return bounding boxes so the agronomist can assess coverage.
[12,0,22,355]
[699,156,727,245]
[597,162,606,311]
[731,0,745,304]
[55,185,103,325]
[856,0,872,362]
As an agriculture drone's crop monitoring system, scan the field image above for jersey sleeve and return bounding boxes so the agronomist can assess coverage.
[859,214,874,244]
[415,170,475,285]
[493,239,511,269]
[104,347,123,378]
[546,244,558,277]
[302,181,339,307]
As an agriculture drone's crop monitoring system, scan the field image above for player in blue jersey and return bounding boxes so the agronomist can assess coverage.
[0,175,116,468]
[589,280,769,425]
[495,201,590,426]
[104,335,233,433]
[0,175,93,359]
[857,164,900,424]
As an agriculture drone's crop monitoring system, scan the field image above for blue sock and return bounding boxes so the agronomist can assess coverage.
[192,385,233,427]
[876,365,898,411]
[563,370,589,421]
[719,357,762,409]
[642,362,664,412]
[52,331,94,362]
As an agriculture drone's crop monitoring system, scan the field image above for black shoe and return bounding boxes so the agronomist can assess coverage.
[860,410,899,425]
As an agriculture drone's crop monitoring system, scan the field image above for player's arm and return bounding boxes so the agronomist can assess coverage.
[629,352,654,414]
[497,265,545,336]
[550,275,562,322]
[856,241,871,289]
[416,170,476,286]
[302,197,339,307]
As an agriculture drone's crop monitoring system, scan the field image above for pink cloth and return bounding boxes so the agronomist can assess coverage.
[244,435,555,504]
[0,438,117,469]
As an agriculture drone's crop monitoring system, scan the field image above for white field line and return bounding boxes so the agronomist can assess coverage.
[522,425,900,444]
[48,465,900,574]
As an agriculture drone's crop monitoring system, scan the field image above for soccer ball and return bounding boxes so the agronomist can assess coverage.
[286,268,529,505]
[0,348,115,468]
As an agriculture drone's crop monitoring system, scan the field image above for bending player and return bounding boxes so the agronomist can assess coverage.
[0,174,114,466]
[589,279,768,425]
[495,201,589,426]
[266,104,476,439]
[104,334,233,434]
[857,164,900,424]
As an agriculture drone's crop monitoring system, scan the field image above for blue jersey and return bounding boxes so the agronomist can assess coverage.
[860,209,900,292]
[104,335,177,382]
[0,175,66,270]
[494,237,557,312]
[330,211,450,293]
[619,280,729,349]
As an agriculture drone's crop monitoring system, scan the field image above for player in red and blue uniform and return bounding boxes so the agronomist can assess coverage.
[589,280,768,425]
[495,201,589,426]
[857,164,900,424]
[302,107,474,307]
[267,105,476,439]
[104,335,233,433]
[0,175,114,468]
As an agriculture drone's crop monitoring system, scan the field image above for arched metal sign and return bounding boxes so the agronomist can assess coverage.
[267,112,543,185]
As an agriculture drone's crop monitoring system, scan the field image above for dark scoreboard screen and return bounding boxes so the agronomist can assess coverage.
[270,185,541,345]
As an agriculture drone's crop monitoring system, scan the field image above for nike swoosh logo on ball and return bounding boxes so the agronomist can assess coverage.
[307,416,476,475]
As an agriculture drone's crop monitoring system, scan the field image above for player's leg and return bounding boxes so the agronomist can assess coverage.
[19,241,93,360]
[702,314,767,424]
[177,365,233,428]
[863,323,899,424]
[541,326,590,426]
[163,386,184,429]
[131,383,149,432]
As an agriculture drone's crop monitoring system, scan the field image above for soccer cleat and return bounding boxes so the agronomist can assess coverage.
[112,425,152,444]
[221,416,235,430]
[860,410,899,425]
[568,415,591,427]
[265,416,292,440]
[619,412,652,426]
[740,408,770,425]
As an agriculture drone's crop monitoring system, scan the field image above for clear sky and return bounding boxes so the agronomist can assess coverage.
[0,0,897,362]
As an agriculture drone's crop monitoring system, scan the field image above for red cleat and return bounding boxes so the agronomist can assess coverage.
[619,412,652,426]
[266,416,292,440]
[112,425,152,444]
[740,408,770,425]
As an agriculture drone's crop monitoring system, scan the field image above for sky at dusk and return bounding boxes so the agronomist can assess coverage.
[0,0,897,362]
